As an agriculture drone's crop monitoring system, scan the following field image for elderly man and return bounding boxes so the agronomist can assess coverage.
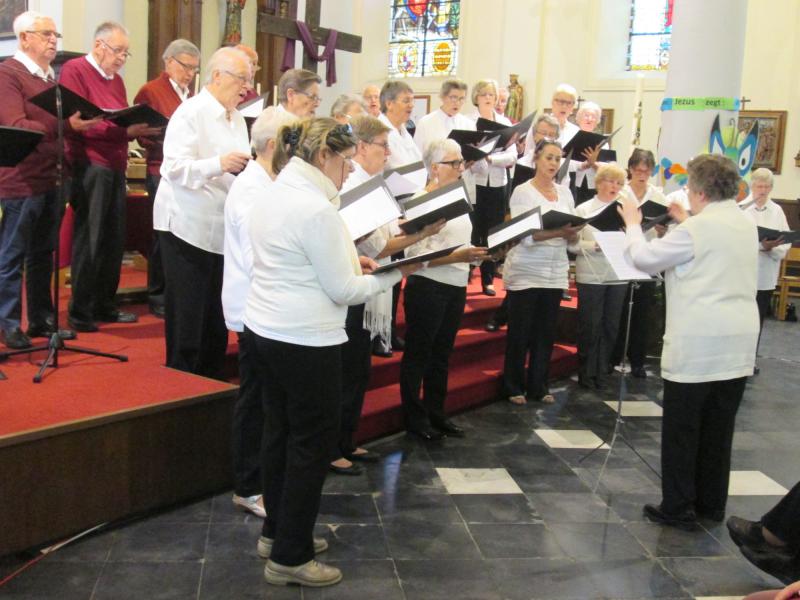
[362,84,381,118]
[154,46,251,378]
[0,11,98,349]
[60,22,161,332]
[276,68,321,118]
[134,38,200,318]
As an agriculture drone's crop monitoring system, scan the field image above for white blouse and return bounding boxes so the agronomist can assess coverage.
[742,198,791,290]
[569,196,625,285]
[379,112,422,169]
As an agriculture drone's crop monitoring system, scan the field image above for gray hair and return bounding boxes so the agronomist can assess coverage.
[423,139,461,173]
[380,80,413,113]
[750,167,774,187]
[576,101,601,119]
[687,154,740,202]
[277,68,321,103]
[440,78,467,98]
[553,83,577,100]
[330,94,366,118]
[534,114,560,137]
[13,11,49,38]
[162,38,200,62]
[94,21,128,41]
[250,107,296,155]
[204,46,249,84]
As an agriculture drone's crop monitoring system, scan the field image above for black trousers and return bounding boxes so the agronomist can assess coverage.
[661,377,746,515]
[612,281,655,370]
[160,231,228,379]
[400,276,466,430]
[503,287,562,400]
[68,163,126,321]
[471,184,506,286]
[338,304,372,458]
[145,173,165,309]
[762,481,800,548]
[756,289,774,355]
[248,330,341,566]
[231,330,263,497]
[577,283,626,379]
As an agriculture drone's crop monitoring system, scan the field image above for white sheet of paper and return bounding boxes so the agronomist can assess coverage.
[339,186,402,241]
[487,211,542,249]
[384,171,419,197]
[404,186,467,220]
[479,135,500,154]
[592,231,653,281]
[240,99,265,118]
[404,165,428,189]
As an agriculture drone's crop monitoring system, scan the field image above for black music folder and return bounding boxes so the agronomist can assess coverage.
[448,129,499,162]
[541,209,589,230]
[0,126,44,167]
[383,160,427,198]
[511,163,535,190]
[399,179,472,234]
[486,207,542,252]
[757,226,800,244]
[477,111,537,149]
[555,149,573,184]
[585,200,625,232]
[372,244,462,274]
[562,126,622,158]
[30,84,168,127]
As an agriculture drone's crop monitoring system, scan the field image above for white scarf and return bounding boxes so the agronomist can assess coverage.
[362,224,394,341]
[285,156,362,276]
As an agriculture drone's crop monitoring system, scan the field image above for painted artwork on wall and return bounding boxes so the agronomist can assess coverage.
[0,0,27,40]
[737,110,787,174]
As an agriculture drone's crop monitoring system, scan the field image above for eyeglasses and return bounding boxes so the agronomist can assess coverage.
[223,70,250,86]
[26,29,62,39]
[100,39,132,59]
[296,90,322,104]
[438,159,465,169]
[631,167,652,175]
[365,140,390,151]
[553,97,575,106]
[445,95,466,103]
[172,57,200,73]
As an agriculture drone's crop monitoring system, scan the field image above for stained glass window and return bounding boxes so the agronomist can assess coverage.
[388,0,460,78]
[626,0,673,71]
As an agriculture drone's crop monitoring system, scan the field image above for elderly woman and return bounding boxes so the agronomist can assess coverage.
[569,164,628,389]
[330,115,444,475]
[275,68,322,118]
[522,83,580,153]
[400,139,488,440]
[330,93,366,123]
[620,153,759,530]
[413,78,473,154]
[467,79,517,296]
[572,101,607,206]
[155,46,251,378]
[741,168,791,363]
[612,148,668,378]
[222,108,293,518]
[502,139,582,405]
[245,118,419,586]
[379,80,421,168]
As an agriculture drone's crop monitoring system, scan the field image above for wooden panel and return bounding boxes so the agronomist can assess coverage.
[257,0,298,103]
[147,0,203,81]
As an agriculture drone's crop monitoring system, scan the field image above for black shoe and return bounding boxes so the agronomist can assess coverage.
[485,319,500,332]
[578,375,595,389]
[753,366,760,376]
[727,516,767,549]
[562,291,572,301]
[1,327,32,349]
[643,504,698,531]
[432,419,465,438]
[696,508,725,523]
[391,335,405,351]
[68,317,99,333]
[408,427,446,442]
[482,285,497,297]
[329,461,364,476]
[348,450,380,463]
[149,303,165,319]
[27,319,77,341]
[631,366,647,378]
[371,337,393,358]
[95,310,138,324]
[740,543,798,585]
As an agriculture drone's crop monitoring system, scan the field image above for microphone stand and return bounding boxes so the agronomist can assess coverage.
[0,82,128,382]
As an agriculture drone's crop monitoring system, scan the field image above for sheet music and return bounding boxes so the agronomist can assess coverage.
[404,185,467,220]
[479,135,500,154]
[487,211,541,249]
[339,185,402,241]
[384,171,420,197]
[240,98,265,118]
[592,232,653,281]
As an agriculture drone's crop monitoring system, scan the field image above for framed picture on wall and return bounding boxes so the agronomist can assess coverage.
[0,0,27,40]
[410,95,431,127]
[737,110,787,174]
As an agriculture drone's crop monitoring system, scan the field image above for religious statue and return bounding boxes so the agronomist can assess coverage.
[506,74,524,123]
[223,0,247,45]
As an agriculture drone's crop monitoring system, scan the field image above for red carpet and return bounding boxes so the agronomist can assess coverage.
[1,267,577,442]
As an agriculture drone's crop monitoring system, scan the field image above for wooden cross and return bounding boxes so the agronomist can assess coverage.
[740,96,751,111]
[575,95,586,109]
[257,0,362,73]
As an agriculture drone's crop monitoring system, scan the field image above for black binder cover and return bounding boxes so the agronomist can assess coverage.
[372,244,462,273]
[0,126,44,167]
[399,179,472,234]
[511,163,535,190]
[30,84,167,127]
[757,226,800,244]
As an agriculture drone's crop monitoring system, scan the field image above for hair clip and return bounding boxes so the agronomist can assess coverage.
[283,128,301,148]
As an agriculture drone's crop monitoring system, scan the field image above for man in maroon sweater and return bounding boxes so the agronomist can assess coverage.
[59,21,161,332]
[0,11,99,349]
[133,38,200,318]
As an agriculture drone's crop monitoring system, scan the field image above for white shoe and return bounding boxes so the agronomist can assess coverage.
[257,535,328,559]
[232,494,266,518]
[264,559,342,587]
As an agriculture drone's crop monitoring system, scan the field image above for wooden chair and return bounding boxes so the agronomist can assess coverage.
[775,247,800,320]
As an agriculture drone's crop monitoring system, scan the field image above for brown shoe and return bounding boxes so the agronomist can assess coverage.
[264,559,342,587]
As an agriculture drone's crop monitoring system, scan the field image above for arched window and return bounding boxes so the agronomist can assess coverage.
[388,0,460,78]
[627,0,673,71]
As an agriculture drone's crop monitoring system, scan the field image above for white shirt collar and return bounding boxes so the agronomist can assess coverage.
[169,77,189,101]
[85,52,114,80]
[13,50,54,80]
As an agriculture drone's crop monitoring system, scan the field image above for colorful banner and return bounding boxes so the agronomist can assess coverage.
[660,96,741,111]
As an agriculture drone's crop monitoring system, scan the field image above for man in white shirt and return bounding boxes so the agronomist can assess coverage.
[154,46,252,378]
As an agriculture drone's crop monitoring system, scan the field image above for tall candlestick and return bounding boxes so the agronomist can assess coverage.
[273,85,278,106]
[194,73,200,96]
[256,82,262,96]
[629,73,644,156]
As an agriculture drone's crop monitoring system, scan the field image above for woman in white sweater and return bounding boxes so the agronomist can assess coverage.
[243,118,419,587]
[502,140,583,405]
[569,164,628,390]
[621,153,759,531]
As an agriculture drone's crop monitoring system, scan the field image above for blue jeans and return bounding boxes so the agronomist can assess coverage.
[0,191,60,331]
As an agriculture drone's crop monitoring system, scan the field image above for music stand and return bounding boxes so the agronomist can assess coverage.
[0,86,127,383]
